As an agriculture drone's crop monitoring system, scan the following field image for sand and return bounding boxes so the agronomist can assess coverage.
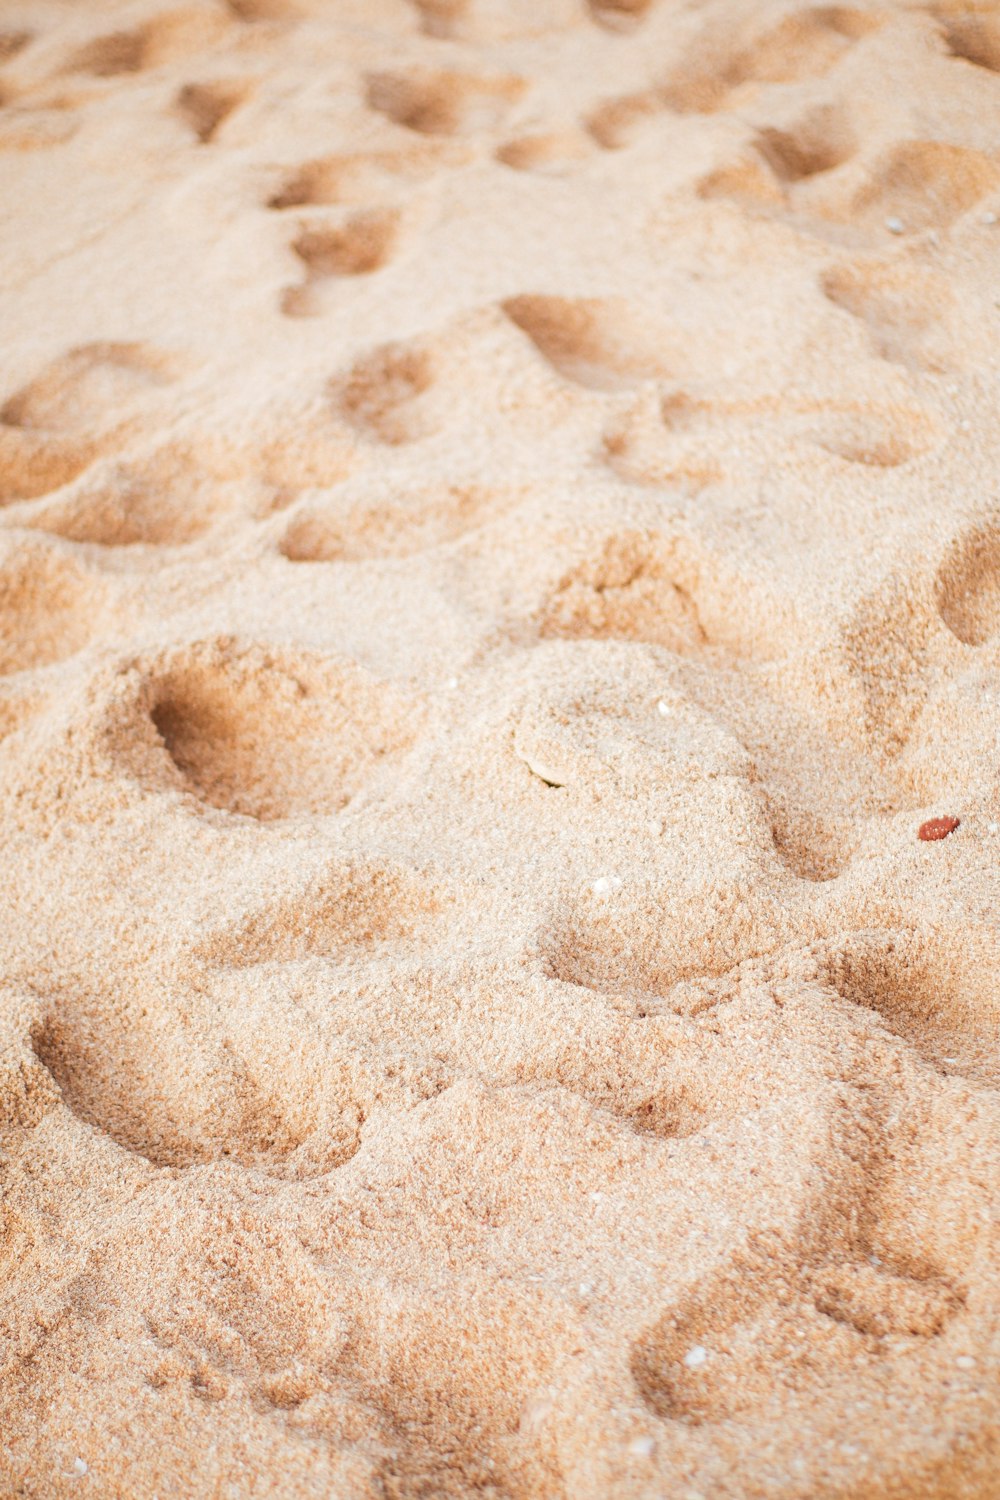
[0,0,999,1494]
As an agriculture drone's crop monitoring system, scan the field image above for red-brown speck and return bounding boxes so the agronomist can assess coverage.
[918,816,960,842]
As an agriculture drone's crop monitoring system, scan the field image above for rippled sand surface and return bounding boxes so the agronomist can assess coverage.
[1,1,999,1495]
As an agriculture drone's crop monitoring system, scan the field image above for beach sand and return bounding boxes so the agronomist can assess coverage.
[1,0,999,1494]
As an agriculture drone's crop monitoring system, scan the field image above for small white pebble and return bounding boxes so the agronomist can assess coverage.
[73,1459,88,1477]
[956,1355,977,1370]
[629,1436,657,1458]
[885,216,905,234]
[982,211,998,226]
[683,1344,709,1369]
[591,875,622,897]
[445,676,459,690]
[579,1283,592,1296]
[942,1057,959,1065]
[656,699,671,718]
[590,1190,603,1202]
[988,822,999,835]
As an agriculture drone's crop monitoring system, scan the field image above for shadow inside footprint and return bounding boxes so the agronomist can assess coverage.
[935,521,1000,646]
[31,1010,357,1176]
[136,644,418,822]
[365,68,523,136]
[502,295,675,391]
[174,80,249,143]
[820,929,1000,1082]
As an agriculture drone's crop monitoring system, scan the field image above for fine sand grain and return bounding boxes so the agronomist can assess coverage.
[1,0,999,1496]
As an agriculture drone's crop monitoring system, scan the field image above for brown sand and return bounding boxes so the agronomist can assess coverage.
[1,0,999,1495]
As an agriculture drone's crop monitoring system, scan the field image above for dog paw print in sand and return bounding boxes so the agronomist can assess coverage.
[364,67,524,137]
[280,209,403,318]
[935,518,1000,647]
[119,640,419,823]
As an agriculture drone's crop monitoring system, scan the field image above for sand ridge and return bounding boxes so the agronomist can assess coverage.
[0,0,999,1495]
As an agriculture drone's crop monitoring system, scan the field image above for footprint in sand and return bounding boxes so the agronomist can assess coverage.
[0,536,106,675]
[1,342,178,434]
[410,0,581,39]
[821,260,959,372]
[24,857,452,1177]
[935,518,1000,647]
[331,338,444,446]
[587,0,654,29]
[632,1073,973,1429]
[0,344,180,508]
[495,130,594,174]
[281,209,402,318]
[808,406,939,467]
[831,140,1000,238]
[935,7,1000,75]
[13,450,223,549]
[818,927,1000,1084]
[268,146,459,210]
[633,1244,964,1426]
[697,103,859,212]
[61,11,228,80]
[365,67,524,137]
[538,531,707,652]
[174,80,252,144]
[588,6,880,147]
[280,480,523,562]
[502,296,678,392]
[116,639,421,823]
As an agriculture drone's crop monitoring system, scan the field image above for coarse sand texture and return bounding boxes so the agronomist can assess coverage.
[1,0,999,1496]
